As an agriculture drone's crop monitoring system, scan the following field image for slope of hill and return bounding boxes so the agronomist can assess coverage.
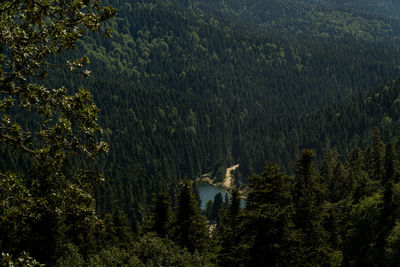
[237,78,400,177]
[6,0,400,265]
[82,0,400,214]
[7,0,400,214]
[193,0,400,42]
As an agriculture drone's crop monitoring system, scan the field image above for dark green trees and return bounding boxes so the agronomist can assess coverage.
[292,150,342,266]
[220,151,342,266]
[0,0,115,264]
[173,180,209,252]
[292,150,321,250]
[216,188,243,266]
[207,192,224,223]
[151,193,174,238]
[244,163,297,266]
[368,127,385,180]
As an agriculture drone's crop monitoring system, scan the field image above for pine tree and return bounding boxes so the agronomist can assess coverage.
[230,188,241,219]
[377,141,397,264]
[151,193,173,238]
[320,149,338,188]
[384,141,395,184]
[292,150,341,266]
[216,187,243,266]
[329,162,351,202]
[210,192,224,223]
[243,163,298,266]
[173,180,209,252]
[112,208,133,249]
[292,150,319,234]
[347,147,364,175]
[369,127,385,181]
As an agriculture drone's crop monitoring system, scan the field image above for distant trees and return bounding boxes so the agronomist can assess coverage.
[3,0,400,265]
[71,0,400,218]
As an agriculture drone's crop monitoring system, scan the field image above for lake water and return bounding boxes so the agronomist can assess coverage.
[196,181,228,210]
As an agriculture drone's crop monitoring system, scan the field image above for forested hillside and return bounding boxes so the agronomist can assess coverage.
[4,0,400,265]
[49,0,400,215]
[3,0,400,216]
[194,0,400,41]
[237,78,400,177]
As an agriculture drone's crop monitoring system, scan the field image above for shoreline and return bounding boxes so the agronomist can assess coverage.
[196,176,230,192]
[196,164,248,198]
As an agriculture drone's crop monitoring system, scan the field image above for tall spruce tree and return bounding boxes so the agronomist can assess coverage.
[151,193,173,238]
[209,192,224,223]
[244,163,298,266]
[174,180,209,252]
[377,141,397,263]
[292,150,342,266]
[217,188,243,266]
[369,127,385,180]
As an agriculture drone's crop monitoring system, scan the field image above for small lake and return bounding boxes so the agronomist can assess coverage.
[196,181,228,210]
[196,181,245,210]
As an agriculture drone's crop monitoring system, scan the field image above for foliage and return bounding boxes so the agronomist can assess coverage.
[193,0,400,42]
[243,164,299,266]
[1,252,44,267]
[0,0,115,264]
[173,180,210,252]
[86,246,143,267]
[131,234,209,266]
[72,0,400,215]
[4,0,400,265]
[56,243,85,267]
[150,193,174,238]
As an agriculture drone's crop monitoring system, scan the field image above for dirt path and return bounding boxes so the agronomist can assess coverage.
[223,164,239,188]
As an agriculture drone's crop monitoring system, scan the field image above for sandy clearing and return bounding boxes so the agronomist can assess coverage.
[223,164,239,188]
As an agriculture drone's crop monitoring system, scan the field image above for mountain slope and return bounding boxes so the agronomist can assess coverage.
[237,78,400,178]
[31,0,400,214]
[193,0,400,42]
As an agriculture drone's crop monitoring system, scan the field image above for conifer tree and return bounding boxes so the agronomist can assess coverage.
[112,208,133,249]
[230,188,241,219]
[205,200,214,219]
[369,127,385,180]
[102,213,118,248]
[244,163,298,266]
[292,150,320,233]
[376,141,397,263]
[292,150,341,266]
[210,192,224,223]
[151,193,173,238]
[321,149,337,187]
[216,188,243,266]
[384,141,395,184]
[347,147,364,175]
[329,162,350,202]
[174,180,209,252]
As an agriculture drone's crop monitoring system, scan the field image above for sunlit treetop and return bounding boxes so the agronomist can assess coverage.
[0,1,117,264]
[0,0,116,162]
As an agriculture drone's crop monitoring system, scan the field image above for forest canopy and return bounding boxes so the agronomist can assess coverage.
[2,0,400,266]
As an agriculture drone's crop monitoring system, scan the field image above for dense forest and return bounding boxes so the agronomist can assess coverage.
[64,0,400,215]
[3,0,400,265]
